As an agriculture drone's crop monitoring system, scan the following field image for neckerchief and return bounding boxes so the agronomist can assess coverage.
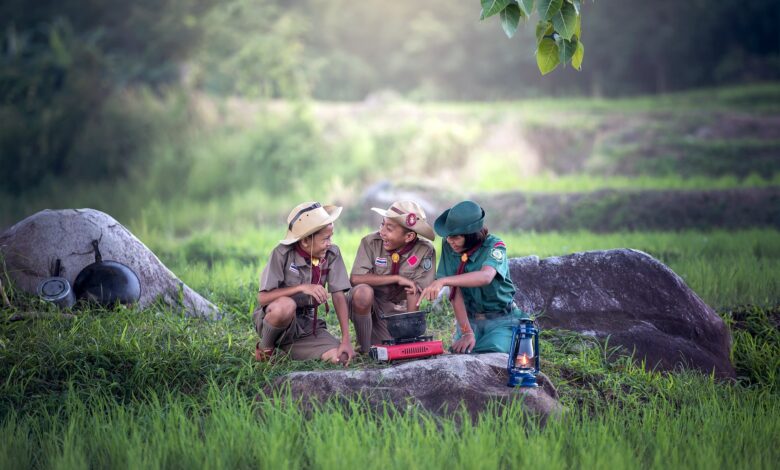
[449,244,482,301]
[294,244,330,335]
[389,238,418,275]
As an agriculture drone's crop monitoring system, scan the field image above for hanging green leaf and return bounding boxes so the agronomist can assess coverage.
[518,0,535,17]
[574,13,581,39]
[536,37,560,74]
[537,0,563,21]
[481,0,512,20]
[535,20,554,43]
[568,0,582,15]
[558,37,576,65]
[551,1,577,40]
[572,39,585,70]
[500,4,522,38]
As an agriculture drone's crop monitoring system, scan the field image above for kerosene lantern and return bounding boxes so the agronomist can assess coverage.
[507,318,539,387]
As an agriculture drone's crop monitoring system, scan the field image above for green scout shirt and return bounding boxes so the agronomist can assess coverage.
[437,234,515,315]
[351,232,436,311]
[259,244,351,307]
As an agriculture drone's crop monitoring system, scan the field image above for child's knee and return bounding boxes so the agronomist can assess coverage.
[264,297,296,325]
[351,284,374,312]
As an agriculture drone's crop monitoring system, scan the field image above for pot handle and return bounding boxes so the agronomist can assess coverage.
[91,240,102,263]
[50,258,62,277]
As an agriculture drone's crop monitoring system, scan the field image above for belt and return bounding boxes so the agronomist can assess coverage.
[470,302,517,321]
[471,312,507,321]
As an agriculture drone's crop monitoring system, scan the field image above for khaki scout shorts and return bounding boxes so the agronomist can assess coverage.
[346,288,398,345]
[252,306,340,360]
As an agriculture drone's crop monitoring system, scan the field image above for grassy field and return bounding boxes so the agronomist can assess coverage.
[2,84,779,468]
[1,227,778,469]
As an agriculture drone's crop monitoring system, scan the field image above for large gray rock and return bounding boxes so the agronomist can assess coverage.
[265,353,561,421]
[510,249,734,378]
[0,208,220,319]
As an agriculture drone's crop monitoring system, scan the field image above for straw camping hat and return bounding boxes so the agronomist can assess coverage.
[371,200,435,241]
[280,202,342,245]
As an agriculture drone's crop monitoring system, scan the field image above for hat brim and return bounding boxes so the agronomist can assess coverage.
[280,205,342,245]
[371,207,436,241]
[433,208,485,237]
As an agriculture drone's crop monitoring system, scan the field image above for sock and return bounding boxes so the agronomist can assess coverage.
[353,313,373,353]
[259,319,286,349]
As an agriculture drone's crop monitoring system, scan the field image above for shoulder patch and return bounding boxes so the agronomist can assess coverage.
[407,255,419,267]
[422,257,433,271]
[490,248,505,261]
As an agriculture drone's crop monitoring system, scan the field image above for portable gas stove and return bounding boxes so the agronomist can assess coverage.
[369,335,444,362]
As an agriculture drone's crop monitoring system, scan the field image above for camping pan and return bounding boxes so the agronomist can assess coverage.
[73,240,141,307]
[381,309,429,340]
[37,258,76,309]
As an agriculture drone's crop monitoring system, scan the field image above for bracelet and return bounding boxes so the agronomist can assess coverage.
[460,332,474,337]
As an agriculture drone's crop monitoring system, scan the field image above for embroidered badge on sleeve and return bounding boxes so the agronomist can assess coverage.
[422,257,433,271]
[490,248,504,261]
[407,255,419,267]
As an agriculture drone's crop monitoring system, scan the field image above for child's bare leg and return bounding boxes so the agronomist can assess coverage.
[259,297,296,349]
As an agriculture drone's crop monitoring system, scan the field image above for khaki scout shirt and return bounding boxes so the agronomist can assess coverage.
[259,244,351,306]
[350,232,436,312]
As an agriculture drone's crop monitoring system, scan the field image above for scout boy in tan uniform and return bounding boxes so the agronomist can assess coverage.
[349,201,436,352]
[253,202,355,364]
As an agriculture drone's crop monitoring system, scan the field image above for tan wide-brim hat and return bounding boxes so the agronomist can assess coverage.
[371,200,435,241]
[280,201,342,245]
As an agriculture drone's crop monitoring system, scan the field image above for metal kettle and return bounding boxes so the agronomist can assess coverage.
[73,240,141,306]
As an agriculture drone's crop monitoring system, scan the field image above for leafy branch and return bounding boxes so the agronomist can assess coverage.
[480,0,586,75]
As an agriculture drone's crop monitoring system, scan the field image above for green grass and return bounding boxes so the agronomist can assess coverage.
[0,302,777,469]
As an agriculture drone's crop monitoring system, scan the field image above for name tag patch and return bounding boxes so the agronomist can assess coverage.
[375,257,387,267]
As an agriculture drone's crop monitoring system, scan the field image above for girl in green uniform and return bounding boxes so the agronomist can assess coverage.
[419,200,528,354]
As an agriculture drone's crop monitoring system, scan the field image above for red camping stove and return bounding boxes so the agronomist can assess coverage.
[369,335,444,362]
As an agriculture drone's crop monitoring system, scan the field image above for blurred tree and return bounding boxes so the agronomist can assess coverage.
[0,0,308,198]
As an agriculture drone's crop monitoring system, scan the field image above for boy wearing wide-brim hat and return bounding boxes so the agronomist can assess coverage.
[349,201,436,353]
[253,201,354,364]
[418,200,529,355]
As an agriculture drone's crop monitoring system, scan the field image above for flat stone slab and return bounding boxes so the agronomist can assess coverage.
[265,353,561,420]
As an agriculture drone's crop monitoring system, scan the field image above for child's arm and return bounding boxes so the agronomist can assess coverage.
[450,287,476,354]
[417,266,497,305]
[331,290,355,364]
[257,284,329,307]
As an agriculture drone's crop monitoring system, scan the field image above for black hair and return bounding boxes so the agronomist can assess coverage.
[461,226,489,252]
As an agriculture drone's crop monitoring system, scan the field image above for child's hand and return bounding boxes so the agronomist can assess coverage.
[451,333,476,354]
[299,284,329,304]
[418,279,446,306]
[397,276,418,295]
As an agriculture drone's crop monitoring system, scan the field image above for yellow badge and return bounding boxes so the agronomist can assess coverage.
[311,258,320,267]
[391,253,400,263]
[461,253,469,263]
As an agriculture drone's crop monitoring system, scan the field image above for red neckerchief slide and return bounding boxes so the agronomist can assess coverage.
[294,244,330,336]
[389,238,419,275]
[449,244,482,301]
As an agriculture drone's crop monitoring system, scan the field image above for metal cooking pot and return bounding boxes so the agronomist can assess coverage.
[382,309,429,340]
[73,240,141,306]
[37,259,76,309]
